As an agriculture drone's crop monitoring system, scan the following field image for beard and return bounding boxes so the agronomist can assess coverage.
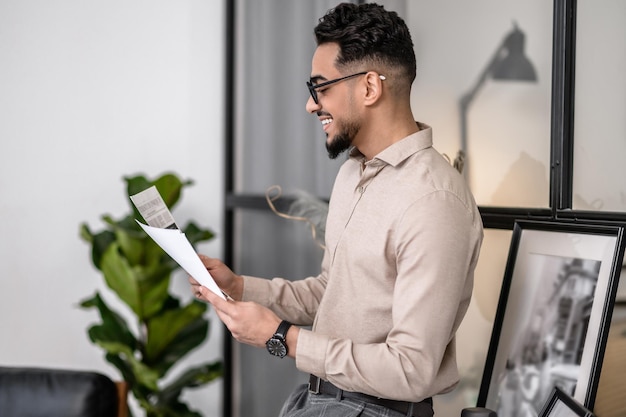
[325,119,360,160]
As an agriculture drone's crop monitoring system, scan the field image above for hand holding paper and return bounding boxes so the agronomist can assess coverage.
[130,186,225,300]
[136,222,226,299]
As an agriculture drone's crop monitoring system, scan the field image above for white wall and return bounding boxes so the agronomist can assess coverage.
[573,0,626,211]
[0,1,225,415]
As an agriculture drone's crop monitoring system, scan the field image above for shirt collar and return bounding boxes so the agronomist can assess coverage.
[349,122,433,167]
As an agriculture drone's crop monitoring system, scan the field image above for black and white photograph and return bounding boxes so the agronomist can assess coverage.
[478,221,624,417]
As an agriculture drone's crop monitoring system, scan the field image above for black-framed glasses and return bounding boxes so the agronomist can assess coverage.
[306,71,368,104]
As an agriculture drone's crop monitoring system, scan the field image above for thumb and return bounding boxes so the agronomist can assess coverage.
[199,286,230,310]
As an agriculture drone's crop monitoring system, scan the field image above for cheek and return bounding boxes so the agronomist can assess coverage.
[332,94,357,119]
[339,98,360,126]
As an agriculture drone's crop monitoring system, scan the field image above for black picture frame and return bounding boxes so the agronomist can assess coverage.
[539,386,596,417]
[477,220,625,416]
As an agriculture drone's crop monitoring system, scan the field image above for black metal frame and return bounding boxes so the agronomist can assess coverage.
[476,220,625,410]
[222,2,235,416]
[221,1,626,416]
[539,386,596,417]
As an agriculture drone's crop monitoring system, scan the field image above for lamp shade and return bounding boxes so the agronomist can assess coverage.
[458,22,537,182]
[492,25,537,81]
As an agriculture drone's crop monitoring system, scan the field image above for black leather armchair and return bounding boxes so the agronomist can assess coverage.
[461,407,498,416]
[0,366,126,417]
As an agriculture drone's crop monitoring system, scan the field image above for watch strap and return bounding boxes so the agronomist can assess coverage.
[275,320,292,340]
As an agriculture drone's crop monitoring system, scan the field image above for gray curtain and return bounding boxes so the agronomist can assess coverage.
[235,0,347,196]
[232,2,348,416]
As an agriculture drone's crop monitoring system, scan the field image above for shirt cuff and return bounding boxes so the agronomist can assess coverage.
[241,275,272,303]
[295,328,329,377]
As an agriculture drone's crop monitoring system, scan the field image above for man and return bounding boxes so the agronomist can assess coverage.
[191,3,483,416]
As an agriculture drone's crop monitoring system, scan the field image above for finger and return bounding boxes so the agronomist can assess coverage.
[198,254,212,266]
[199,286,231,312]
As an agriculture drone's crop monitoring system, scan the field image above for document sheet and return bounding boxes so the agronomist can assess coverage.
[130,186,225,299]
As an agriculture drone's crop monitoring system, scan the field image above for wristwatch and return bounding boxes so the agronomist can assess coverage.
[266,320,292,358]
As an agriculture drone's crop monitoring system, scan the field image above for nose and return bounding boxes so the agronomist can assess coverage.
[305,95,321,114]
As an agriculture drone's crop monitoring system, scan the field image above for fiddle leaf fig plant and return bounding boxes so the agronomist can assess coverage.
[79,172,222,417]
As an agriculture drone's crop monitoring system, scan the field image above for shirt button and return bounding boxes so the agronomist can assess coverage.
[357,186,364,193]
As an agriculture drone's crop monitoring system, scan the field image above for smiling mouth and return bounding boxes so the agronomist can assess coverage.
[321,118,333,130]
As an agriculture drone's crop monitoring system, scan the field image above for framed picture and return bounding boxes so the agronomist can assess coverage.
[538,386,596,417]
[477,220,625,416]
[617,264,626,304]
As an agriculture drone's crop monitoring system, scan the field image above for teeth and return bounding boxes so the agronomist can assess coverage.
[321,119,333,125]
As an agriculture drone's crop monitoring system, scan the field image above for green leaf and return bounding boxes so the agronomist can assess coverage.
[125,174,153,200]
[182,221,214,246]
[99,243,143,316]
[139,271,173,320]
[80,294,158,391]
[93,339,135,358]
[114,225,146,267]
[150,309,208,376]
[160,362,223,402]
[99,243,171,319]
[79,223,94,244]
[145,301,207,362]
[147,400,202,417]
[112,213,145,234]
[153,173,191,209]
[80,226,116,270]
[123,173,192,222]
[98,343,159,391]
[79,293,136,347]
[106,354,158,415]
[105,353,138,388]
[127,357,160,391]
[151,362,222,417]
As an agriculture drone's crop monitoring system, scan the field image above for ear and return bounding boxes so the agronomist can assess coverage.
[363,72,386,106]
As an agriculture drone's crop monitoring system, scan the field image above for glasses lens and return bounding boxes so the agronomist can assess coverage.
[307,82,318,104]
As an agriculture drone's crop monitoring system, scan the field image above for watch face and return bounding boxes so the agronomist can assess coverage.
[266,337,287,357]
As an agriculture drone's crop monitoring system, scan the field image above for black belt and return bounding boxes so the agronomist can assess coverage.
[308,375,433,417]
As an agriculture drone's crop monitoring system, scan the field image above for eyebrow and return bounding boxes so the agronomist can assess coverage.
[309,75,327,85]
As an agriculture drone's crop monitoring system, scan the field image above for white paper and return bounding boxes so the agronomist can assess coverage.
[130,186,178,229]
[136,220,225,300]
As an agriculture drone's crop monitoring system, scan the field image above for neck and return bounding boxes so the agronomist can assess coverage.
[354,105,419,160]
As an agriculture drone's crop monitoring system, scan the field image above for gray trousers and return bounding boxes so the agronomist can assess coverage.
[279,384,433,417]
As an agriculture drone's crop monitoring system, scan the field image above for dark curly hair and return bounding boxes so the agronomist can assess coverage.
[314,3,416,88]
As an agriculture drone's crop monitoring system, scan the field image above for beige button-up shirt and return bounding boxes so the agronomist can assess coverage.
[243,123,483,402]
